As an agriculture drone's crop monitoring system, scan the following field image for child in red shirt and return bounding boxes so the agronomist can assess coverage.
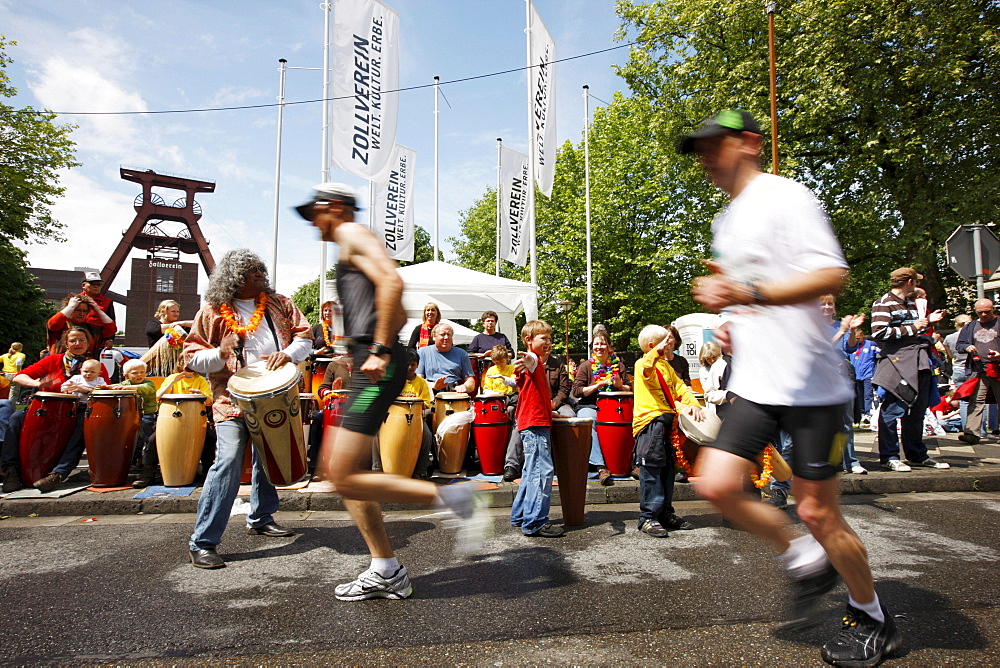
[509,320,563,538]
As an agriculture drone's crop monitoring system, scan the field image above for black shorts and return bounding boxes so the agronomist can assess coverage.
[706,397,844,481]
[341,342,407,437]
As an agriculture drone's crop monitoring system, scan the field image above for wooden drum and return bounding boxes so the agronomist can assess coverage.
[551,417,592,526]
[595,392,635,475]
[472,395,509,475]
[310,357,334,396]
[434,392,471,474]
[378,397,424,477]
[228,361,306,486]
[84,389,140,487]
[20,393,79,486]
[157,394,208,486]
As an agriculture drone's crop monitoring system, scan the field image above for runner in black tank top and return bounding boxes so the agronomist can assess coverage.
[297,183,486,602]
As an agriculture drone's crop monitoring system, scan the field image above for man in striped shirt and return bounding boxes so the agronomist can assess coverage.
[870,267,949,471]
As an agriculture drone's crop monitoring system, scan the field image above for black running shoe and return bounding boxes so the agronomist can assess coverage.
[821,604,901,666]
[784,562,840,629]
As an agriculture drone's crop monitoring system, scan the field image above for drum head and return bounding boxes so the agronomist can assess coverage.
[33,392,78,400]
[313,357,334,363]
[160,393,206,402]
[678,410,722,446]
[552,417,594,426]
[597,391,633,398]
[228,361,300,398]
[437,392,470,401]
[91,389,137,396]
[394,397,424,404]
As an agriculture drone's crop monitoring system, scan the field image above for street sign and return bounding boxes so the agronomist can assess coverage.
[946,225,1000,280]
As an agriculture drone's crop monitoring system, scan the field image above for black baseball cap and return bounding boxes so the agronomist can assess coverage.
[679,110,762,155]
[295,182,361,220]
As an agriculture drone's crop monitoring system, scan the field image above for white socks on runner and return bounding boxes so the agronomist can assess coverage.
[849,593,885,623]
[779,534,830,580]
[370,557,400,578]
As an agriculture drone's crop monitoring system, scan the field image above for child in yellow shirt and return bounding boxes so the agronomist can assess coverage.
[482,345,517,396]
[632,325,703,538]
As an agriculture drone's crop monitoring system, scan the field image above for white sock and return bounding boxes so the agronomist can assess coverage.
[778,534,830,579]
[370,557,399,578]
[849,593,885,623]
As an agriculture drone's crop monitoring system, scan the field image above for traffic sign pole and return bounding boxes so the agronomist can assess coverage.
[974,225,985,299]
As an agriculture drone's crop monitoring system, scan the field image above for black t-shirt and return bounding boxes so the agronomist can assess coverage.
[145,319,164,348]
[469,331,513,356]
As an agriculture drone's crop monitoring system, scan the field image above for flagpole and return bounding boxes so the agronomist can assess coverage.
[583,85,593,342]
[524,0,537,287]
[319,1,332,305]
[368,180,375,231]
[271,58,287,286]
[433,75,440,262]
[495,138,502,276]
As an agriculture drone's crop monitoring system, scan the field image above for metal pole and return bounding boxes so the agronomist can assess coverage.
[270,59,287,285]
[583,85,593,341]
[496,138,502,276]
[766,1,780,174]
[525,0,537,287]
[433,76,440,262]
[564,310,570,367]
[974,225,986,299]
[320,2,332,305]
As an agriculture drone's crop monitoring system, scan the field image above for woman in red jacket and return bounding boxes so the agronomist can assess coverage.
[1,327,109,493]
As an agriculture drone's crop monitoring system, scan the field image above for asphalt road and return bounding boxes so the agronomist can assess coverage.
[1,492,998,666]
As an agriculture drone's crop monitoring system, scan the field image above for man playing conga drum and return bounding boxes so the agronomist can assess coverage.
[297,183,483,601]
[184,249,313,569]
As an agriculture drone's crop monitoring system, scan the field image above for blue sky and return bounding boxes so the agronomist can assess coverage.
[3,0,633,322]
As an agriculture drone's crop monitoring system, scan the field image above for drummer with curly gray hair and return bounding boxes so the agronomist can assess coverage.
[184,249,312,569]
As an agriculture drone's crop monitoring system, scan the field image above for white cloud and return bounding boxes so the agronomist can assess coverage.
[207,85,268,108]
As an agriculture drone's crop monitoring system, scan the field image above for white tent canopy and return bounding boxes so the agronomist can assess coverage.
[396,261,538,349]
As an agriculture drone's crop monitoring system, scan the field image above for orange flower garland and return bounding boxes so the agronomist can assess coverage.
[670,415,694,476]
[219,293,268,335]
[751,445,775,489]
[322,322,333,347]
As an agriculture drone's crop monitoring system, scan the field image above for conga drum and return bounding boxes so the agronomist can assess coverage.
[595,392,635,475]
[240,440,253,484]
[678,409,722,472]
[19,393,79,486]
[434,392,471,474]
[228,361,306,486]
[378,397,424,477]
[298,360,312,394]
[551,417,592,526]
[0,374,9,401]
[310,357,333,396]
[84,389,140,486]
[472,395,509,475]
[157,394,209,486]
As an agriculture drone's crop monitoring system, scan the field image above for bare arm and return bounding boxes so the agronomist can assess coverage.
[694,262,848,311]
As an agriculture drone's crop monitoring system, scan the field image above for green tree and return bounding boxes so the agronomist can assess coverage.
[615,0,1000,316]
[0,36,78,361]
[451,94,710,354]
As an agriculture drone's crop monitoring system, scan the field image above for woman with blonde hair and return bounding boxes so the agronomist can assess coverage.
[146,300,193,347]
[698,341,732,416]
[407,302,441,348]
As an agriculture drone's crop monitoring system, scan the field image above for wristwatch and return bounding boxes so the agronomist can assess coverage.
[747,282,769,305]
[368,342,392,356]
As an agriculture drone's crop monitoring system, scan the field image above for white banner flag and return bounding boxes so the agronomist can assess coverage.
[528,2,556,197]
[371,144,416,261]
[499,146,530,267]
[331,0,399,183]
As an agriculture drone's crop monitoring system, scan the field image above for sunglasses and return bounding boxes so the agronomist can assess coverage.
[246,265,267,274]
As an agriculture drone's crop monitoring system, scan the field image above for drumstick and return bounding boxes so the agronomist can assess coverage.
[761,444,793,482]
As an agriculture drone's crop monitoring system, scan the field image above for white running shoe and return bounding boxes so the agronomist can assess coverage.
[882,460,912,472]
[335,566,413,601]
[851,465,868,475]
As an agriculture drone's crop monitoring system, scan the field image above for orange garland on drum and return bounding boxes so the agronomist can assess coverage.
[750,446,775,488]
[670,415,694,476]
[219,293,268,335]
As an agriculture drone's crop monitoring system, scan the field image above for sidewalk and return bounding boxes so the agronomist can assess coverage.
[2,429,999,518]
